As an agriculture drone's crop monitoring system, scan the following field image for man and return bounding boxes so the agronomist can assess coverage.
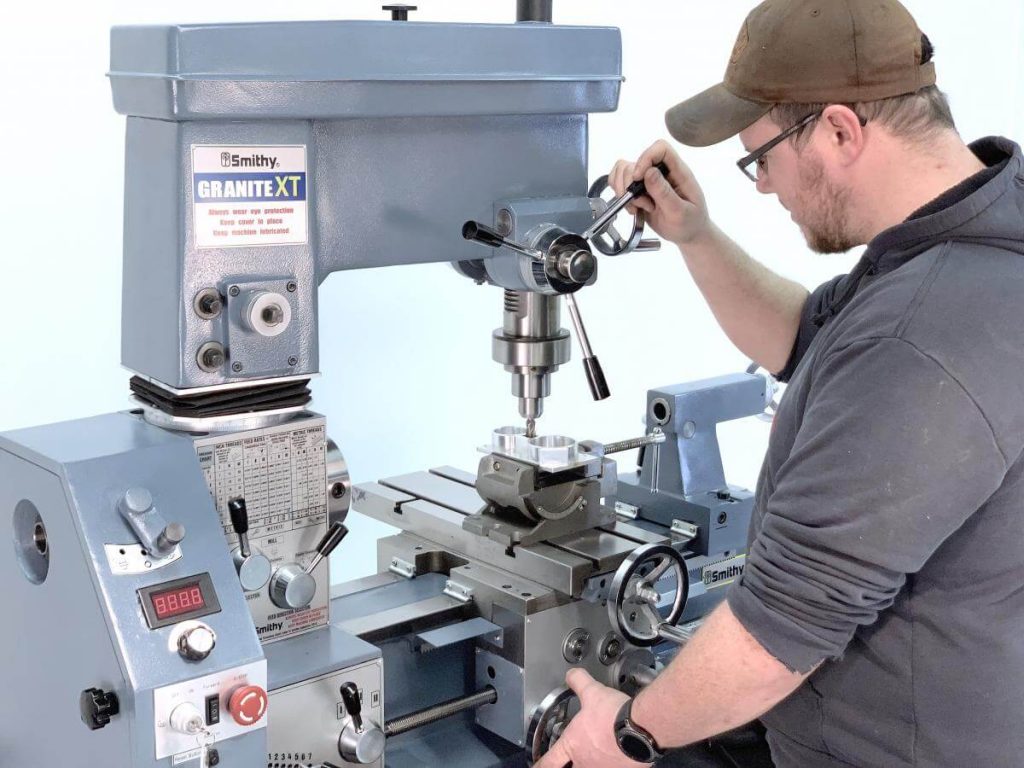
[536,1,1024,767]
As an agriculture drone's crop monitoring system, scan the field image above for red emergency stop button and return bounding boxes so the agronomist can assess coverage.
[228,684,268,726]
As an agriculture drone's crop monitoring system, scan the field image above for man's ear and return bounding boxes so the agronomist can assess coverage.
[820,104,866,166]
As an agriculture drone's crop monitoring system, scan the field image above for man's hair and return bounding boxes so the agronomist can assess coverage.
[770,85,956,147]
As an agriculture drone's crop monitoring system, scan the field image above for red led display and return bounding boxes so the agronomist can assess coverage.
[150,582,206,620]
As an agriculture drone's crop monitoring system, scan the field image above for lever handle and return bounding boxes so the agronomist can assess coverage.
[564,293,611,402]
[340,682,364,730]
[227,498,249,535]
[462,221,506,249]
[304,522,350,575]
[462,220,545,261]
[626,161,670,198]
[582,356,610,401]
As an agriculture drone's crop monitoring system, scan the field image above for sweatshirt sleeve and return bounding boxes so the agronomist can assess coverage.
[729,336,1007,673]
[774,274,847,382]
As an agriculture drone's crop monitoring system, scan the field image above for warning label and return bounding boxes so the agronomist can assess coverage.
[191,145,308,249]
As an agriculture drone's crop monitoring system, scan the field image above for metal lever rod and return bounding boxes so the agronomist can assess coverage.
[582,161,670,241]
[227,498,252,558]
[305,522,349,575]
[602,428,665,456]
[462,221,545,262]
[564,293,610,401]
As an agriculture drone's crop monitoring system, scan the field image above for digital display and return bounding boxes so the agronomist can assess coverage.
[138,572,221,630]
[150,582,206,620]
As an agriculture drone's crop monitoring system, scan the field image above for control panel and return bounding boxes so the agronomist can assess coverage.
[268,659,384,767]
[194,415,331,642]
[154,660,269,761]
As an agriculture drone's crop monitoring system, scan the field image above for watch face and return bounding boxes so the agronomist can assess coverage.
[618,731,655,762]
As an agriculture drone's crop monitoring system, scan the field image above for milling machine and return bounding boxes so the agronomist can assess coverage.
[0,3,775,766]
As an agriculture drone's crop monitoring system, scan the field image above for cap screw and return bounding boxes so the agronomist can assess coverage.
[286,281,298,293]
[228,286,241,298]
[288,356,298,367]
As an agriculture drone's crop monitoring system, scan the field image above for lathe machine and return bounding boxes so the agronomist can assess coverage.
[0,3,774,766]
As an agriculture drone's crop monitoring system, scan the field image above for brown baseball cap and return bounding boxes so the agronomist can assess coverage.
[666,0,937,147]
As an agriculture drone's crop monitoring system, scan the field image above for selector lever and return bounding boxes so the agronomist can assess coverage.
[338,682,386,764]
[228,498,272,592]
[269,522,349,610]
[564,293,610,401]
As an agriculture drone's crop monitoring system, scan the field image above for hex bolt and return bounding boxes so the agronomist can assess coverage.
[196,342,226,372]
[261,304,285,326]
[203,348,224,368]
[194,289,223,319]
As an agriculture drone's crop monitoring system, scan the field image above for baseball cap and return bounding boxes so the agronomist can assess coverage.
[665,0,937,147]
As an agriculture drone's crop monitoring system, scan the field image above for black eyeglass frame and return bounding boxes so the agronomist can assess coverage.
[736,109,868,182]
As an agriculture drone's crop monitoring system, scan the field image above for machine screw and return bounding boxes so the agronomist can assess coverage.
[288,356,299,367]
[261,304,285,326]
[232,362,243,373]
[562,628,592,664]
[228,285,240,297]
[193,288,223,319]
[286,280,298,293]
[598,632,623,665]
[197,342,226,372]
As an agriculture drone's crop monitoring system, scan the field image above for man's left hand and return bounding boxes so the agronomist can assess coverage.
[534,668,653,768]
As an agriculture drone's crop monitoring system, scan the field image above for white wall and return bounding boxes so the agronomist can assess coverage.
[0,1,1020,583]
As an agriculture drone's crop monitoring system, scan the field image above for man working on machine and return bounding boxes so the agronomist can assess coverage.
[537,1,1024,766]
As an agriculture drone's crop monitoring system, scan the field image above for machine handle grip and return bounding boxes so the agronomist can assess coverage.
[228,498,249,535]
[462,221,506,249]
[341,682,364,729]
[626,161,670,198]
[316,522,350,559]
[583,356,610,401]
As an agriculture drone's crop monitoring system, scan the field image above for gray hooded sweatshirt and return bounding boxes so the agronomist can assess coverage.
[726,136,1024,767]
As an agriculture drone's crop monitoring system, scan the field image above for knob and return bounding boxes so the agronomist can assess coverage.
[178,625,217,662]
[228,684,268,727]
[338,683,386,764]
[270,523,349,610]
[170,702,205,735]
[157,522,187,553]
[383,4,417,20]
[228,498,272,592]
[270,564,316,610]
[80,688,120,731]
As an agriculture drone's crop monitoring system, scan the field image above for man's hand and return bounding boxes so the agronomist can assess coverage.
[534,668,650,768]
[608,140,711,246]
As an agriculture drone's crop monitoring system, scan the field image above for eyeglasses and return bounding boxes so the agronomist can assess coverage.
[736,110,869,182]
[736,111,822,182]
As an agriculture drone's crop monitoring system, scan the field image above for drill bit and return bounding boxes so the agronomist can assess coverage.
[526,418,536,438]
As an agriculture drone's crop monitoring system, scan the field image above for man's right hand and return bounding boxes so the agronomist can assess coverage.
[608,139,711,246]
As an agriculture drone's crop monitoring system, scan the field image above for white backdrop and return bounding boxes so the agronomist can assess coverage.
[0,1,1021,583]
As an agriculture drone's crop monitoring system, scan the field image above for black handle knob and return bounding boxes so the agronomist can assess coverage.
[383,4,417,20]
[228,498,249,535]
[583,356,611,401]
[80,688,120,731]
[316,522,350,559]
[626,161,671,198]
[462,220,508,249]
[340,682,364,729]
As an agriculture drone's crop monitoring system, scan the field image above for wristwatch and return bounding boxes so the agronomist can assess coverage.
[614,697,666,763]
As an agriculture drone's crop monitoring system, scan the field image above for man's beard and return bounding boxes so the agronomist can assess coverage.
[796,152,859,254]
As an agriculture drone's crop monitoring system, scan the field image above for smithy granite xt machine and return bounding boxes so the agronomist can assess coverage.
[0,3,774,767]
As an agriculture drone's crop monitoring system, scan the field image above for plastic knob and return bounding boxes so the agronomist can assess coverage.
[178,625,216,662]
[80,688,120,731]
[228,684,268,726]
[170,702,205,735]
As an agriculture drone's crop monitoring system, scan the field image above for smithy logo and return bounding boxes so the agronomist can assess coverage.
[220,152,280,170]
